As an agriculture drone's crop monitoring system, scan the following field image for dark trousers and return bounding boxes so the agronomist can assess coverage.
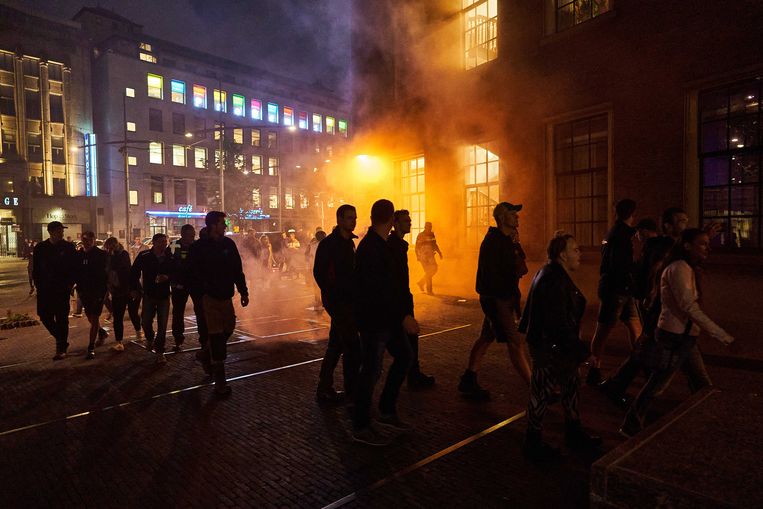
[171,288,196,344]
[418,261,438,293]
[408,333,422,376]
[111,293,129,342]
[191,292,208,348]
[142,295,170,353]
[353,328,412,431]
[318,304,361,397]
[38,291,70,353]
[128,294,142,332]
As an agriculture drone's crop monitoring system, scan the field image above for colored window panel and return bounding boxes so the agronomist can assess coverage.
[232,94,245,117]
[171,80,186,104]
[267,102,279,123]
[251,99,262,120]
[326,116,335,135]
[283,107,294,126]
[147,73,163,99]
[312,114,323,133]
[338,119,348,137]
[298,111,308,130]
[214,89,227,112]
[193,84,207,108]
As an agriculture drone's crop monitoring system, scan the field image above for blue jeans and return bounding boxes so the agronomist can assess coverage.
[142,295,170,353]
[353,328,412,431]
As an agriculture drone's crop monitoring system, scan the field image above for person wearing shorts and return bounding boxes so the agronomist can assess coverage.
[75,231,109,360]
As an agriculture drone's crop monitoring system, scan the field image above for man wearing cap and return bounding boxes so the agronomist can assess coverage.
[33,221,77,359]
[458,202,532,400]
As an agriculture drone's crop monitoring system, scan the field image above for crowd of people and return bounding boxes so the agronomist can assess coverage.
[29,196,737,455]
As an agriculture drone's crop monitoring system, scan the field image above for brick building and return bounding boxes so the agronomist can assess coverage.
[352,0,763,260]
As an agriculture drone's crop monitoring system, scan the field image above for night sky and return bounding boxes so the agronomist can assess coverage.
[4,0,352,95]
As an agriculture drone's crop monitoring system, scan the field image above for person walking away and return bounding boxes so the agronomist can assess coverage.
[103,237,131,351]
[27,240,36,295]
[459,202,531,400]
[74,231,109,359]
[415,222,442,295]
[130,233,172,363]
[620,228,735,437]
[190,211,249,396]
[352,199,414,446]
[389,210,435,388]
[305,228,327,311]
[314,205,360,403]
[168,224,198,352]
[519,232,602,460]
[586,199,642,386]
[33,221,76,359]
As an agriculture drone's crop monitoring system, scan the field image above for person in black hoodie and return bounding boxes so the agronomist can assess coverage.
[75,231,109,359]
[519,232,601,460]
[459,202,531,400]
[104,237,131,351]
[586,199,641,386]
[352,199,414,446]
[168,224,199,352]
[33,221,76,359]
[130,233,172,363]
[314,204,360,403]
[190,211,248,396]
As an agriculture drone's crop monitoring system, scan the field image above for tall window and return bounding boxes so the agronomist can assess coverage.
[299,191,309,209]
[251,128,261,147]
[51,136,65,164]
[232,94,245,116]
[149,142,163,164]
[463,0,497,70]
[147,73,163,99]
[267,102,279,123]
[464,143,500,247]
[555,0,611,33]
[214,89,227,112]
[49,95,64,123]
[283,107,294,126]
[269,188,279,209]
[174,179,188,204]
[298,111,309,130]
[149,108,163,131]
[326,116,336,135]
[338,119,348,137]
[25,90,41,119]
[233,128,243,144]
[251,99,262,120]
[172,145,186,166]
[0,84,16,116]
[172,113,185,135]
[252,155,262,174]
[193,84,206,108]
[171,80,186,104]
[196,179,208,205]
[312,113,323,133]
[553,114,609,247]
[151,176,164,203]
[267,131,277,149]
[268,156,279,176]
[194,147,206,169]
[398,156,426,240]
[27,132,42,162]
[285,187,295,209]
[700,78,762,249]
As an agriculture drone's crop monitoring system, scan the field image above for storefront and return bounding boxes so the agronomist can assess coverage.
[31,199,94,242]
[0,194,21,256]
[146,205,207,237]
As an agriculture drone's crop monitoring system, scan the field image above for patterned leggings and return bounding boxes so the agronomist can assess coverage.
[527,365,580,432]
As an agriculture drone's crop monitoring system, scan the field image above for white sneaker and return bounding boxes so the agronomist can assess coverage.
[111,342,125,352]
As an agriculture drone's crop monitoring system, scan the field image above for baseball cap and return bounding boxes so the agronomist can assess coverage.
[47,221,67,231]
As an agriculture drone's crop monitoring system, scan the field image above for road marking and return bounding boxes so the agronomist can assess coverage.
[419,324,471,338]
[321,410,527,509]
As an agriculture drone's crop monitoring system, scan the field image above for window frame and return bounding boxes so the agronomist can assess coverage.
[147,73,163,99]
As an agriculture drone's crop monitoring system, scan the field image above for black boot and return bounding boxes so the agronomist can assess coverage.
[458,370,490,401]
[522,430,560,461]
[598,378,629,409]
[564,421,602,450]
[408,367,436,389]
[213,363,231,398]
[195,349,212,375]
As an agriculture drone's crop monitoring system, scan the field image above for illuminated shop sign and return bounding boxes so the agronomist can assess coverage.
[146,208,206,218]
[84,133,98,197]
[242,208,271,220]
[2,196,20,207]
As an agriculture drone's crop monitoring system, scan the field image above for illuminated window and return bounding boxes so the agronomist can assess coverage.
[251,99,262,120]
[125,87,135,98]
[312,114,323,133]
[214,122,222,141]
[233,128,243,144]
[126,122,136,132]
[252,187,261,208]
[151,176,164,204]
[268,156,279,176]
[129,190,138,205]
[700,78,763,249]
[269,188,279,209]
[554,0,612,33]
[139,42,153,51]
[553,115,609,247]
[298,111,308,130]
[267,131,277,150]
[214,89,227,112]
[232,94,245,116]
[299,191,309,209]
[283,107,294,126]
[252,155,262,174]
[463,0,498,70]
[234,154,244,171]
[267,102,279,123]
[147,73,163,99]
[193,84,207,108]
[149,141,163,164]
[171,80,186,104]
[251,128,261,147]
[139,53,157,63]
[194,147,206,169]
[326,116,336,135]
[128,156,137,166]
[464,143,500,247]
[172,144,186,166]
[338,119,348,137]
[398,156,426,240]
[285,187,295,209]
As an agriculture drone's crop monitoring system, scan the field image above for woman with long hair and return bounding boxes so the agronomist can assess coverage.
[104,237,136,350]
[620,228,735,437]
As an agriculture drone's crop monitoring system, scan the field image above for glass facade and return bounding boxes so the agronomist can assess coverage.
[398,156,426,240]
[464,143,500,247]
[463,0,498,70]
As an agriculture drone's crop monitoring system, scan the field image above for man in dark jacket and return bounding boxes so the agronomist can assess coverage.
[33,221,76,359]
[313,204,360,403]
[168,224,201,352]
[75,231,109,359]
[130,233,172,363]
[586,199,641,386]
[389,209,434,388]
[519,233,601,460]
[459,202,531,400]
[190,211,249,396]
[352,199,414,446]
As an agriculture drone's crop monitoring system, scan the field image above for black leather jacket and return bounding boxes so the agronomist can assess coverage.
[519,262,586,367]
